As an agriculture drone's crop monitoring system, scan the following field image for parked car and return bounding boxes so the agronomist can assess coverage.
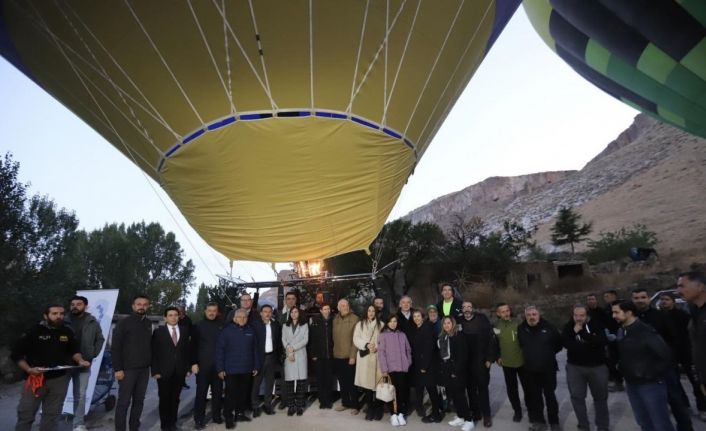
[650,289,689,311]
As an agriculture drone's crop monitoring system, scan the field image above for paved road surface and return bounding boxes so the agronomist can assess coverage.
[1,351,703,430]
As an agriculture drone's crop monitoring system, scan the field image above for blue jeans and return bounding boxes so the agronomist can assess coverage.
[625,382,675,431]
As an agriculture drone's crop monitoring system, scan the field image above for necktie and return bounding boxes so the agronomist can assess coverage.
[171,326,178,346]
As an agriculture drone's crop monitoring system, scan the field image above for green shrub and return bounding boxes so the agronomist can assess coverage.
[584,224,658,264]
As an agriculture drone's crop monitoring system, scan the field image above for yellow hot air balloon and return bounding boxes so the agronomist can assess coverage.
[0,0,520,262]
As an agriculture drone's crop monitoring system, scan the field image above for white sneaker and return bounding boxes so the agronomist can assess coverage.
[448,416,465,427]
[461,421,475,431]
[397,413,407,426]
[391,414,400,426]
[73,427,88,431]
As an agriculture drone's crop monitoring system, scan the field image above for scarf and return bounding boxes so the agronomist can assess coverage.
[439,333,451,361]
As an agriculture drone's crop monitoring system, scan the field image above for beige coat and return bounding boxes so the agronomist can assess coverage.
[333,312,359,360]
[353,319,383,391]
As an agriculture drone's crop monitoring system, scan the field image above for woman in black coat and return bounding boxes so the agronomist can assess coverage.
[410,310,443,423]
[438,317,474,431]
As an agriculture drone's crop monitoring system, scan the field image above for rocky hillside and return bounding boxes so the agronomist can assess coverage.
[404,114,706,253]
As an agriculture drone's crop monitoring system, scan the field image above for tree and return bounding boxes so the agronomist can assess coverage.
[550,207,593,254]
[83,222,195,313]
[0,153,82,347]
[584,224,658,264]
[443,217,535,282]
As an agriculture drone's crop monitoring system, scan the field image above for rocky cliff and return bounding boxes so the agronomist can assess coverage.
[403,114,706,253]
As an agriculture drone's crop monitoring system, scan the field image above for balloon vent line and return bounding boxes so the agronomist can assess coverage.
[155,109,416,173]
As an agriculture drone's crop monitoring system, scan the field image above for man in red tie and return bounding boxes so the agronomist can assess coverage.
[152,306,198,431]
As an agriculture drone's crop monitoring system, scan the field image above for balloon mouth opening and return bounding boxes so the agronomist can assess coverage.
[156,109,417,173]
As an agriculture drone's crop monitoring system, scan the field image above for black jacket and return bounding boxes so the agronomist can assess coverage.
[252,318,283,360]
[617,319,672,384]
[11,322,80,379]
[602,304,620,333]
[396,309,416,343]
[411,321,439,374]
[636,307,674,343]
[587,306,611,330]
[192,317,224,369]
[661,308,692,366]
[438,332,468,386]
[561,319,608,367]
[689,303,706,381]
[308,314,334,360]
[151,324,196,378]
[518,318,562,373]
[436,299,464,320]
[459,312,498,366]
[112,314,153,371]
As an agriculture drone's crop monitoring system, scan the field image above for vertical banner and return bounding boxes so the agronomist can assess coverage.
[63,289,119,415]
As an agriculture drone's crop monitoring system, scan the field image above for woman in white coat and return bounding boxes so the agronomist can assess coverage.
[353,304,384,421]
[282,307,309,416]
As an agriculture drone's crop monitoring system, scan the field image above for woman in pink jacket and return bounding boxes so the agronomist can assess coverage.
[377,315,413,426]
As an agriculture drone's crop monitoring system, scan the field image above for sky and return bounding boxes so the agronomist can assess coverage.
[0,8,638,296]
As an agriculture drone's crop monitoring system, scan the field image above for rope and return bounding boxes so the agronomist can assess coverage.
[383,0,422,125]
[346,0,407,113]
[309,0,314,110]
[124,0,205,125]
[403,0,466,137]
[415,0,496,146]
[187,0,236,114]
[248,0,277,111]
[61,1,180,141]
[56,1,156,151]
[348,0,370,113]
[211,0,276,108]
[222,0,235,113]
[18,2,179,146]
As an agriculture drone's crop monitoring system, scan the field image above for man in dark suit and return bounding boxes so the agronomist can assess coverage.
[193,303,225,429]
[251,304,282,416]
[152,306,197,431]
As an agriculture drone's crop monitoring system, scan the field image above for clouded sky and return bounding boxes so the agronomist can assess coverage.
[0,8,637,292]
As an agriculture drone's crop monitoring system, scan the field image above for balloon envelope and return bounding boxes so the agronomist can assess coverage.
[524,0,706,139]
[0,0,520,261]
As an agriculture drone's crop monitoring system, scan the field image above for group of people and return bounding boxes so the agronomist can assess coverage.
[10,271,706,431]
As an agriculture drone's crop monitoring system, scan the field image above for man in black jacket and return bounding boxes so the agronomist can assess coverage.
[632,288,692,431]
[193,303,225,429]
[251,304,282,416]
[677,271,706,423]
[561,305,609,431]
[152,306,197,431]
[459,301,497,427]
[112,294,153,431]
[309,303,335,408]
[660,291,706,419]
[12,304,91,431]
[66,295,105,431]
[518,305,561,431]
[396,295,416,341]
[436,284,463,320]
[602,290,623,392]
[373,296,390,323]
[612,300,675,431]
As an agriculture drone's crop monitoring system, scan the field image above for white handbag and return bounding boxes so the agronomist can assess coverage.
[375,376,396,403]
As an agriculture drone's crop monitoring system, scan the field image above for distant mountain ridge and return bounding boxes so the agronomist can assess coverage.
[403,114,706,252]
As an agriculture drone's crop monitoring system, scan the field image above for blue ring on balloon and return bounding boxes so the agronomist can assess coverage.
[157,109,415,173]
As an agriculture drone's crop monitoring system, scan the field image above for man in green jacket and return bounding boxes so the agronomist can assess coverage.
[494,303,527,423]
[67,295,106,431]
